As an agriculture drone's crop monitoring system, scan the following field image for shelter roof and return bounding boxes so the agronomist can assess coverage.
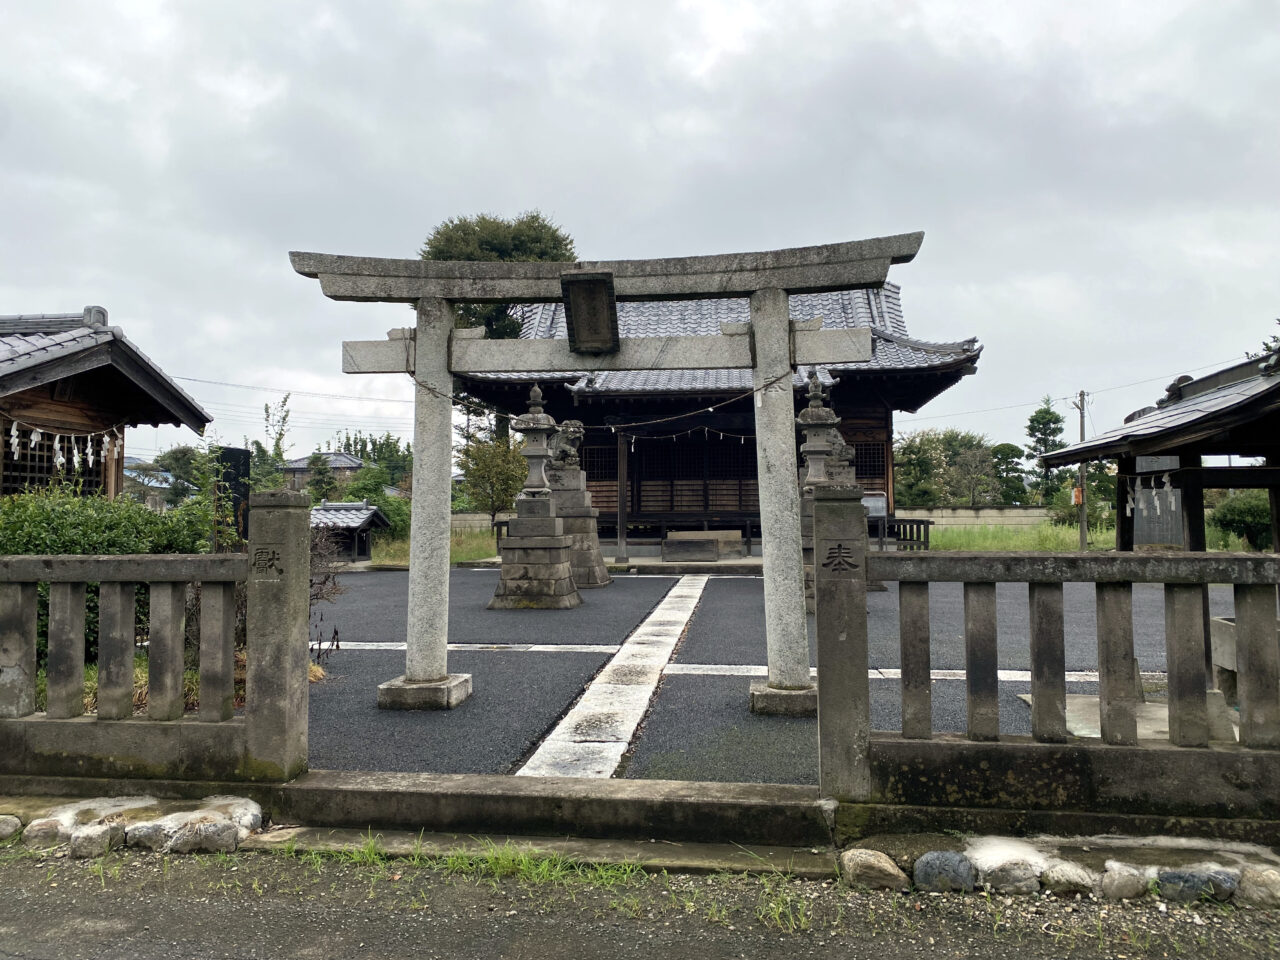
[310,499,389,531]
[284,451,365,470]
[461,284,980,395]
[1044,352,1280,466]
[0,307,211,433]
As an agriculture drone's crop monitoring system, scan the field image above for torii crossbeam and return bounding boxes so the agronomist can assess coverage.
[291,233,923,712]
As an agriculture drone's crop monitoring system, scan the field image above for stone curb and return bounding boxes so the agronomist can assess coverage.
[3,793,1279,909]
[838,842,1280,907]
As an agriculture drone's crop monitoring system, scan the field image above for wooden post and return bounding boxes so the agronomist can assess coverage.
[1268,456,1280,557]
[615,429,629,563]
[1116,456,1135,552]
[1178,461,1215,684]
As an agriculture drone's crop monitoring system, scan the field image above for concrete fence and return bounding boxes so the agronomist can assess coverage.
[895,505,1050,529]
[451,512,515,533]
[0,491,312,782]
[813,484,1280,830]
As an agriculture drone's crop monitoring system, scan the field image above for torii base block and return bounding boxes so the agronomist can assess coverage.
[377,673,473,710]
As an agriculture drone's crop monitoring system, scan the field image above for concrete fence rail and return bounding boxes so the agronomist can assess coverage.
[0,491,312,783]
[813,484,1280,829]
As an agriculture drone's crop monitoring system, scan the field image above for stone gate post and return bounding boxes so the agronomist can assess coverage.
[813,483,872,800]
[244,490,312,780]
[748,288,813,713]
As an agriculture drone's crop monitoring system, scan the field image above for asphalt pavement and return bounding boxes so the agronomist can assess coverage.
[308,569,1238,785]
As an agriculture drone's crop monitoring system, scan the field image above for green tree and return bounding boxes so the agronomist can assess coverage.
[154,445,200,507]
[1245,319,1280,360]
[333,430,413,487]
[1210,489,1273,550]
[306,453,339,503]
[1025,396,1069,503]
[893,430,948,507]
[420,211,575,340]
[991,442,1027,504]
[246,393,291,492]
[947,446,998,507]
[456,424,526,526]
[344,464,411,540]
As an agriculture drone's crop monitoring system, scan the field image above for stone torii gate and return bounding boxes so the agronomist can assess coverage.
[291,233,923,711]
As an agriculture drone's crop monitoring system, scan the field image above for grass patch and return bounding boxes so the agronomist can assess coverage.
[928,522,1115,552]
[372,530,497,566]
[433,839,644,889]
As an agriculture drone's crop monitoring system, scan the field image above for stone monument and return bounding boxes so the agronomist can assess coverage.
[489,385,584,610]
[547,419,612,589]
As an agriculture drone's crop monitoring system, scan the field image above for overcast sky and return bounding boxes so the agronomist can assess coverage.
[3,1,1277,463]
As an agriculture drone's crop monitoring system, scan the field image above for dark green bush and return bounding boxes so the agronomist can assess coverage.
[1210,489,1273,550]
[0,483,214,665]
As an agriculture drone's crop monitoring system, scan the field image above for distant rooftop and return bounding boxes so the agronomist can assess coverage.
[284,451,365,470]
[1044,351,1280,466]
[310,499,389,531]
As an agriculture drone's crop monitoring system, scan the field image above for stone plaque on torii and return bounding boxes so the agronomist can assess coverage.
[291,233,923,711]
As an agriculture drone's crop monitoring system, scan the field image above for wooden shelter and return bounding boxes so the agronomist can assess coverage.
[0,307,211,497]
[455,286,981,542]
[310,499,390,562]
[1043,351,1280,553]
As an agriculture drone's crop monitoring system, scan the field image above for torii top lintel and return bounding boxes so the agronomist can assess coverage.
[289,232,923,305]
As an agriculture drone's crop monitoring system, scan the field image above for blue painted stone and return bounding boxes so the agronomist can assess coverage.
[1157,870,1238,903]
[913,851,976,893]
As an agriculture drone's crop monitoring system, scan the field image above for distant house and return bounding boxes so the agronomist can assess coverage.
[310,499,390,561]
[282,451,364,493]
[0,307,211,497]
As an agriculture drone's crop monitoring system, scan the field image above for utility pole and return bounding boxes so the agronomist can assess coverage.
[1072,390,1088,550]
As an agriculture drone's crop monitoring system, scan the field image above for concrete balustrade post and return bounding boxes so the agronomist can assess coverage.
[0,583,37,718]
[245,490,312,780]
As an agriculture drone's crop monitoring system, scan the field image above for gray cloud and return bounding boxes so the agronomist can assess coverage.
[1,0,1276,456]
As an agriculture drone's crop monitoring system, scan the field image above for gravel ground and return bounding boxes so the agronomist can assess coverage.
[0,846,1275,960]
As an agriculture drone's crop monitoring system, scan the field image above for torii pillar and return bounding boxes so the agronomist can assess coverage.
[292,233,923,712]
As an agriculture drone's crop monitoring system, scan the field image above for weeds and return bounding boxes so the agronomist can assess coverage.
[755,875,812,933]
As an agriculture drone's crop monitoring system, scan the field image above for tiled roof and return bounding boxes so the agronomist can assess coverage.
[0,309,212,431]
[465,284,980,393]
[310,500,389,530]
[1044,353,1280,465]
[284,451,365,470]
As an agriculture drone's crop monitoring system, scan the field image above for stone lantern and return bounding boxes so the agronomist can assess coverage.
[488,384,583,609]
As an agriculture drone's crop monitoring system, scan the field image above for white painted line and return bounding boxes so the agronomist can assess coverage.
[660,664,1166,683]
[331,642,621,653]
[516,574,708,779]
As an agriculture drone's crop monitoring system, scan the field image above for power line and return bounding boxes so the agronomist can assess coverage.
[174,375,413,404]
[898,355,1242,424]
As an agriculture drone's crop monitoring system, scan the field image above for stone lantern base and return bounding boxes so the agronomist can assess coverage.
[488,497,583,609]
